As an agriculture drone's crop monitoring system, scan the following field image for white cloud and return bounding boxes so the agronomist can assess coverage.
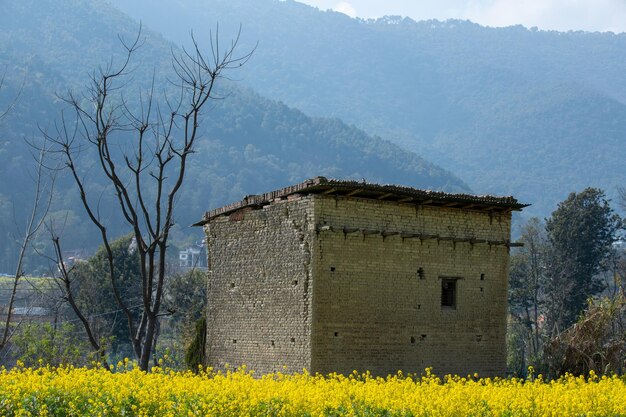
[333,1,358,17]
[297,0,626,32]
[462,0,626,32]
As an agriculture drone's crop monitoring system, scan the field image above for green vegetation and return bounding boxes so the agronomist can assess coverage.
[11,322,89,367]
[507,189,625,377]
[68,235,142,359]
[0,276,54,300]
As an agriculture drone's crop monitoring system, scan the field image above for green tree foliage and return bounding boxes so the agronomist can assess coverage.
[154,268,207,368]
[69,235,142,358]
[508,192,625,376]
[184,317,206,372]
[165,269,207,337]
[11,322,89,367]
[544,188,622,333]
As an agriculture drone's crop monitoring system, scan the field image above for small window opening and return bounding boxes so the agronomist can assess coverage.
[476,334,483,342]
[291,337,296,343]
[480,287,483,292]
[480,273,485,281]
[441,279,457,309]
[417,267,425,280]
[271,340,275,347]
[410,336,416,344]
[330,267,336,272]
[334,332,339,337]
[232,339,237,344]
[417,304,421,310]
[292,280,298,286]
[230,282,235,289]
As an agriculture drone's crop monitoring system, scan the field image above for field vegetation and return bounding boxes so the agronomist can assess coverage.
[1,364,625,416]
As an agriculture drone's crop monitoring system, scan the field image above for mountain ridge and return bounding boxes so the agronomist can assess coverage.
[107,0,626,217]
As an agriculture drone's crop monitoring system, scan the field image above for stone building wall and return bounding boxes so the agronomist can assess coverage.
[310,195,511,376]
[204,196,316,374]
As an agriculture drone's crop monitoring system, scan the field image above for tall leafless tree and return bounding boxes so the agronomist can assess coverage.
[45,28,252,371]
[508,217,549,374]
[0,140,55,354]
[0,67,53,355]
[0,69,11,122]
[0,66,23,124]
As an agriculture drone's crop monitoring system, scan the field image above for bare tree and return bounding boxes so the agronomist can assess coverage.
[49,232,109,367]
[0,66,22,123]
[508,217,549,374]
[619,187,626,216]
[0,139,55,354]
[0,68,53,355]
[45,28,251,371]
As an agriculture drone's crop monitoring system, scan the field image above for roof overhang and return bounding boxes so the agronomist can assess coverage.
[194,177,529,226]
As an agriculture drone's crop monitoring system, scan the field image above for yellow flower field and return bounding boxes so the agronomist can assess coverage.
[0,363,625,416]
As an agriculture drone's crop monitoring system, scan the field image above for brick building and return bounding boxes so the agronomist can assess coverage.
[197,177,527,377]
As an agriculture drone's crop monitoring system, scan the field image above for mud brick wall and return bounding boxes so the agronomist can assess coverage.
[204,193,512,377]
[310,195,511,377]
[204,196,316,374]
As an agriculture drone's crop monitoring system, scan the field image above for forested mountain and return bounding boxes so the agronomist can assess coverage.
[0,0,466,272]
[109,0,626,216]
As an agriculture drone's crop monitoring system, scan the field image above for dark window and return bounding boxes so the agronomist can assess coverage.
[441,279,457,309]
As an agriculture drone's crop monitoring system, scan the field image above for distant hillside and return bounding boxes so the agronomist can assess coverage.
[0,0,466,272]
[109,0,626,216]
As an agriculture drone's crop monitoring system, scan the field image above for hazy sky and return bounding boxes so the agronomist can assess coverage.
[296,0,626,33]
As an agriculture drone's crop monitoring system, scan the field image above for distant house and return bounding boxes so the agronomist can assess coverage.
[197,177,527,377]
[178,246,204,269]
[61,249,89,268]
[613,240,626,251]
[0,306,52,325]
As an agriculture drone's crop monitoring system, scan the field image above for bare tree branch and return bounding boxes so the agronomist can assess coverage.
[0,137,55,353]
[49,230,109,368]
[0,67,23,123]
